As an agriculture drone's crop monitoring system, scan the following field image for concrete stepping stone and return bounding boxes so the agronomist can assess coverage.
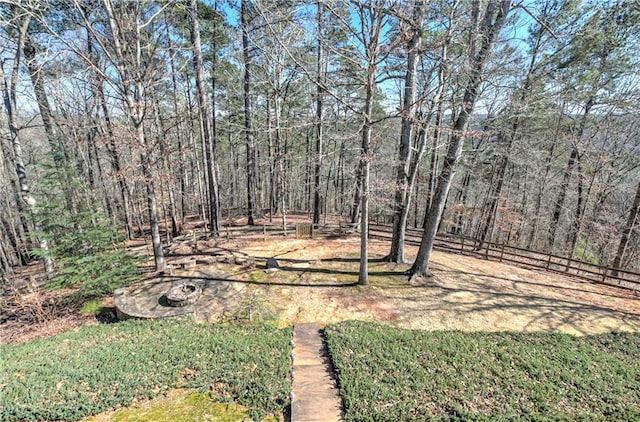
[291,323,343,422]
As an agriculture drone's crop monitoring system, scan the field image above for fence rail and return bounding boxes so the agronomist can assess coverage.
[368,224,640,292]
[205,221,639,293]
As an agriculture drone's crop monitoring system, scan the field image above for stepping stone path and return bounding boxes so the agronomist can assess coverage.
[291,323,343,422]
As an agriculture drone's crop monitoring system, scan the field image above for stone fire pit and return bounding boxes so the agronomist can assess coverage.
[113,272,243,321]
[165,282,202,307]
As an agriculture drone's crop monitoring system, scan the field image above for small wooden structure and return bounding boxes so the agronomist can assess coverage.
[295,222,313,239]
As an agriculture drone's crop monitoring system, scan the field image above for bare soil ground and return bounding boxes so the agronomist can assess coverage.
[3,214,640,344]
[200,231,640,336]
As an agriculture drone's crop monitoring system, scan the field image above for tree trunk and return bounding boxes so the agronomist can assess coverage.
[86,124,114,221]
[612,181,640,275]
[409,0,512,280]
[0,100,30,266]
[149,88,178,242]
[527,111,561,249]
[548,145,579,251]
[86,28,134,239]
[475,7,546,248]
[358,72,374,286]
[313,2,324,226]
[0,17,54,278]
[266,95,275,218]
[23,33,79,222]
[350,165,363,226]
[453,172,471,234]
[354,1,386,286]
[241,0,256,226]
[425,115,440,221]
[0,202,27,267]
[387,1,426,263]
[102,0,165,271]
[188,0,220,236]
[164,26,189,226]
[477,138,510,246]
[185,82,209,228]
[140,150,165,271]
[274,94,288,233]
[0,222,12,275]
[548,96,593,251]
[565,152,585,266]
[338,139,346,215]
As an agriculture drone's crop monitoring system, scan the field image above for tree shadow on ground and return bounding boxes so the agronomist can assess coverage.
[167,274,360,289]
[437,267,637,303]
[134,236,640,335]
[369,262,640,335]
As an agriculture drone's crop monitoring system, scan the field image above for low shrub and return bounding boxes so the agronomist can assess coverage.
[325,321,640,421]
[80,299,103,316]
[0,318,291,421]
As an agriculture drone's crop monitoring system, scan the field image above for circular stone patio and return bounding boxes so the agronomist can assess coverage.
[114,270,246,322]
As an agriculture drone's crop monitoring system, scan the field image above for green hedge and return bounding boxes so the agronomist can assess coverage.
[325,321,640,421]
[1,318,291,421]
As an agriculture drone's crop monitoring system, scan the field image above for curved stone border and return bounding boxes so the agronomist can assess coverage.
[114,281,199,321]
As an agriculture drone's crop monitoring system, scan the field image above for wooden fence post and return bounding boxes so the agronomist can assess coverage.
[546,254,552,270]
[499,243,505,263]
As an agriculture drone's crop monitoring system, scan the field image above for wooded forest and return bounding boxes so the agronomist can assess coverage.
[1,0,639,286]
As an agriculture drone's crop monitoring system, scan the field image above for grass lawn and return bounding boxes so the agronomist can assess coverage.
[0,318,291,421]
[4,316,640,421]
[325,320,640,421]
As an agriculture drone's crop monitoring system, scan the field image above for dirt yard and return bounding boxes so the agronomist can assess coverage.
[197,231,640,336]
[3,219,640,344]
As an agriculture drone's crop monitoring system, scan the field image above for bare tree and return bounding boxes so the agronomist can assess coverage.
[612,181,640,274]
[409,0,512,281]
[188,0,220,236]
[241,0,257,226]
[474,0,556,249]
[92,0,167,271]
[313,1,325,226]
[350,1,390,286]
[0,7,54,277]
[386,1,426,263]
